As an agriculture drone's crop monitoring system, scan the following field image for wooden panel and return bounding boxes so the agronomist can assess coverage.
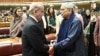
[0,0,56,2]
[0,22,10,27]
[0,37,21,43]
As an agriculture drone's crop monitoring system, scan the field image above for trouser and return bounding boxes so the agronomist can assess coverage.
[97,46,100,56]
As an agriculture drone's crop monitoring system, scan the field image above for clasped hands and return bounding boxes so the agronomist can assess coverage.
[48,41,55,56]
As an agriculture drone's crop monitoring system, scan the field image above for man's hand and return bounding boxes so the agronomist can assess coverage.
[95,42,98,46]
[48,44,54,56]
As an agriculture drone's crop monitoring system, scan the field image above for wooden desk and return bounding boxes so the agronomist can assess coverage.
[0,33,56,43]
[0,37,21,43]
[0,22,10,27]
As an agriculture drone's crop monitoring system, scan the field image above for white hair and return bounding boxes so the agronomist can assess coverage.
[28,2,44,14]
[61,3,75,9]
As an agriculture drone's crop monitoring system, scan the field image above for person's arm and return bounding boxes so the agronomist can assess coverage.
[10,19,17,37]
[93,18,99,46]
[56,16,60,34]
[54,20,83,49]
[79,14,84,29]
[26,25,49,53]
[10,19,23,37]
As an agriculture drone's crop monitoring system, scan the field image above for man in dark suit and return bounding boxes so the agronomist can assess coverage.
[22,2,52,56]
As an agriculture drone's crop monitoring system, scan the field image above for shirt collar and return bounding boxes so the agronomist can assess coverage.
[29,14,38,22]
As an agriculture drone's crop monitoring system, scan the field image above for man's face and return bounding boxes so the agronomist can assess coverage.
[36,8,44,21]
[60,6,70,19]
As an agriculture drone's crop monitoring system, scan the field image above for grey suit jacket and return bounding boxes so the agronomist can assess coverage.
[22,16,49,56]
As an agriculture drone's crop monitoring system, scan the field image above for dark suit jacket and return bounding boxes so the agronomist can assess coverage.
[22,16,49,56]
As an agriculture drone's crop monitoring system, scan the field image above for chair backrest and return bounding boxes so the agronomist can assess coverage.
[0,42,12,56]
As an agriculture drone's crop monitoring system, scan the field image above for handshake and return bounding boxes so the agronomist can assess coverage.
[48,40,55,56]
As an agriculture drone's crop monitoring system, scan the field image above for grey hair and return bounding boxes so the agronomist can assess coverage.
[61,3,75,13]
[61,3,75,9]
[28,2,44,14]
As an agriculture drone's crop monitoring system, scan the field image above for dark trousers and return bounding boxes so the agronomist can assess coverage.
[97,46,100,56]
